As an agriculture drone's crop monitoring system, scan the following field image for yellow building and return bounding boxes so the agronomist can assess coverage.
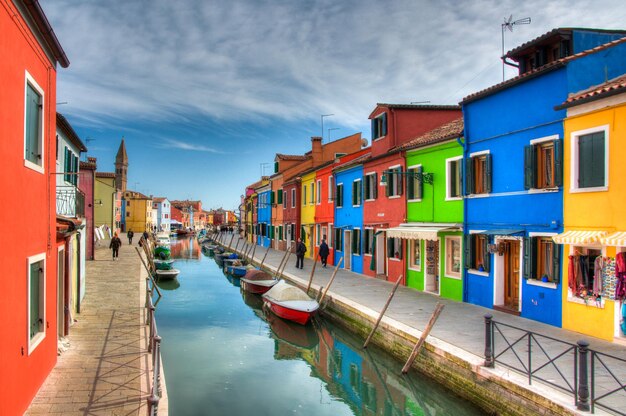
[300,170,317,258]
[553,75,626,342]
[124,190,154,232]
[94,172,121,232]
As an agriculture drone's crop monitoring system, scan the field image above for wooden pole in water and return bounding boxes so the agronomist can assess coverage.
[318,257,343,305]
[259,245,271,268]
[233,238,240,254]
[250,242,257,264]
[135,247,162,298]
[274,244,290,276]
[277,248,292,278]
[363,275,403,349]
[401,302,445,374]
[306,255,320,294]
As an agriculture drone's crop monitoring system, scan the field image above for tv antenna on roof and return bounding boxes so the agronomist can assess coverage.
[501,15,531,81]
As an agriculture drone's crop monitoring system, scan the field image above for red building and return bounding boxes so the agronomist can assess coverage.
[362,104,461,283]
[0,1,69,414]
[79,158,97,260]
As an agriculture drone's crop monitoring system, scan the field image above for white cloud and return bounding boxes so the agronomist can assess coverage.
[158,138,225,154]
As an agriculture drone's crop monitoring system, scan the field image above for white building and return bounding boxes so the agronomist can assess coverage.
[152,197,171,232]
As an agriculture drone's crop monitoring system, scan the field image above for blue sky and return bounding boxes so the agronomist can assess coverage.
[41,0,625,212]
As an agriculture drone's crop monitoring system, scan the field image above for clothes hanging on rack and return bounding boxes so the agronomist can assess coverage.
[615,252,626,301]
[593,256,604,294]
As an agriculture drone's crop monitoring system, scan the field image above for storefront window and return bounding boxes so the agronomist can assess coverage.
[446,237,461,278]
[410,240,421,269]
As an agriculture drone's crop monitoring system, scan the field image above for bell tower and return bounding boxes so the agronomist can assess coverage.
[115,138,128,192]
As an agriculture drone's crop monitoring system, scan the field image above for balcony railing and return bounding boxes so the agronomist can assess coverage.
[56,186,85,218]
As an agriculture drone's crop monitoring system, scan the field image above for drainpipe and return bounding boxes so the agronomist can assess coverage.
[461,106,469,303]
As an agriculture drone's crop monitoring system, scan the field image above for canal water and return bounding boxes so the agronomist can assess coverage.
[156,237,485,416]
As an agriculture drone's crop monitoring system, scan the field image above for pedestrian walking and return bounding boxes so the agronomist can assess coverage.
[127,229,134,245]
[295,238,306,269]
[110,232,122,260]
[319,238,329,268]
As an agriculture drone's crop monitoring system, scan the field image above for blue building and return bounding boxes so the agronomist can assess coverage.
[333,159,367,273]
[461,29,626,327]
[257,184,272,247]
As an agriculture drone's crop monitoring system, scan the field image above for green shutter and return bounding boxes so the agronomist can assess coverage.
[277,189,283,204]
[482,236,490,273]
[387,238,393,257]
[274,161,279,173]
[29,262,40,338]
[552,242,560,284]
[464,234,472,269]
[385,172,390,197]
[371,118,377,139]
[523,237,532,279]
[578,132,605,188]
[364,176,370,200]
[352,181,357,205]
[270,191,275,205]
[406,170,415,200]
[351,231,357,253]
[464,158,474,195]
[373,173,378,199]
[64,147,70,182]
[417,166,423,199]
[381,113,388,136]
[554,140,563,187]
[25,84,41,164]
[524,145,535,190]
[73,153,79,185]
[397,168,403,195]
[484,154,492,194]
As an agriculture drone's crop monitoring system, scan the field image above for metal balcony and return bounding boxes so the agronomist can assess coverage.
[56,185,85,218]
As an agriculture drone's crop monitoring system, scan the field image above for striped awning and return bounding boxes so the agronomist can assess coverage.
[600,231,626,247]
[386,225,458,241]
[552,230,608,245]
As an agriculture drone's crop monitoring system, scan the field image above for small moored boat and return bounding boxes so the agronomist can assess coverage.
[156,268,180,280]
[262,280,319,325]
[241,269,278,294]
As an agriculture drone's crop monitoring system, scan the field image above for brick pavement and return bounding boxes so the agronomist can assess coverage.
[26,237,157,416]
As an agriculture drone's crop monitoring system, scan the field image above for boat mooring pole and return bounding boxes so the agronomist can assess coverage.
[363,275,403,349]
[233,238,240,254]
[275,244,290,276]
[250,242,257,264]
[306,254,320,294]
[318,257,343,305]
[227,234,235,250]
[401,302,445,374]
[259,245,271,268]
[277,247,292,278]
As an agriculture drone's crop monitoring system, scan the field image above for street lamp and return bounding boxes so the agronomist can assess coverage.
[321,114,334,141]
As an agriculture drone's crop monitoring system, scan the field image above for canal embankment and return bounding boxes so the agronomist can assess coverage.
[221,235,625,416]
[26,236,168,415]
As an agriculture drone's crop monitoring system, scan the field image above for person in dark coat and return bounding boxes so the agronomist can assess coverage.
[295,238,306,269]
[127,230,134,245]
[319,239,329,268]
[110,233,122,260]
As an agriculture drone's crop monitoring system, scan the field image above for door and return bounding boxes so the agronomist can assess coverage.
[57,247,65,338]
[344,230,352,270]
[376,233,386,275]
[503,240,520,310]
[307,226,314,259]
[425,240,440,294]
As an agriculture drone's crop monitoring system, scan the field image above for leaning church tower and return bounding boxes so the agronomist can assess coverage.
[115,138,128,192]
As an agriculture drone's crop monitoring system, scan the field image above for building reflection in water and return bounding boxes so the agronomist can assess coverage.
[170,236,200,259]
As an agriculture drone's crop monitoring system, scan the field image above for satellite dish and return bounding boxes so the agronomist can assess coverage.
[361,138,369,148]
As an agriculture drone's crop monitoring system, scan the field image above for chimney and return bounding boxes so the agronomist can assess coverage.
[311,136,322,164]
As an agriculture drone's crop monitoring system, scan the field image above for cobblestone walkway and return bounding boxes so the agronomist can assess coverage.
[26,238,152,416]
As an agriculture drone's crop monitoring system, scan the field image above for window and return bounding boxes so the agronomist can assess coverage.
[523,236,560,283]
[328,224,333,248]
[387,237,402,259]
[524,138,562,190]
[385,167,403,197]
[410,240,421,270]
[364,173,378,200]
[316,180,321,205]
[165,214,168,218]
[24,74,44,171]
[447,157,463,199]
[302,186,307,205]
[310,183,315,205]
[334,227,343,250]
[352,179,362,206]
[445,237,461,278]
[127,212,130,217]
[363,229,373,255]
[334,153,346,158]
[336,184,344,208]
[280,189,286,208]
[328,176,334,202]
[28,253,46,353]
[464,234,490,272]
[278,225,283,240]
[371,113,388,140]
[64,147,79,185]
[316,224,321,246]
[465,153,492,195]
[406,166,422,200]
[352,228,361,255]
[291,189,296,208]
[572,128,607,190]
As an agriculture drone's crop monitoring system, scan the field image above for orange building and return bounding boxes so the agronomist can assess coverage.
[0,1,69,414]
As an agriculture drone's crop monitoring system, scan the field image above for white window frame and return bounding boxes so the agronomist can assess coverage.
[302,185,307,205]
[409,239,421,271]
[569,125,609,193]
[310,182,315,205]
[406,164,422,202]
[444,236,462,279]
[352,178,362,207]
[387,164,402,199]
[445,156,463,201]
[328,176,334,202]
[372,113,387,141]
[282,188,286,208]
[24,71,45,174]
[316,180,321,205]
[28,252,46,354]
[353,227,361,256]
[527,232,559,289]
[364,172,377,201]
[336,183,344,208]
[328,224,333,248]
[291,188,296,208]
[315,224,321,246]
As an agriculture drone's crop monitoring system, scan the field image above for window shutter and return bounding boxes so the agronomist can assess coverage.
[482,237,490,273]
[25,85,41,163]
[396,239,402,259]
[301,226,305,243]
[591,133,605,187]
[352,181,357,205]
[64,147,70,182]
[463,234,472,269]
[552,242,561,284]
[387,238,393,257]
[484,154,492,194]
[277,190,283,204]
[406,170,414,200]
[351,231,357,254]
[464,158,474,195]
[371,118,377,139]
[381,113,388,136]
[29,263,40,337]
[373,173,378,199]
[397,169,403,195]
[554,139,563,187]
[385,172,391,197]
[457,160,463,197]
[523,237,532,279]
[73,154,79,185]
[524,145,535,190]
[274,161,279,173]
[417,166,423,199]
[270,191,275,205]
[364,176,370,199]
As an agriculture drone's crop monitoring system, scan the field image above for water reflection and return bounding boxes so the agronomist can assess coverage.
[169,236,200,259]
[156,278,180,291]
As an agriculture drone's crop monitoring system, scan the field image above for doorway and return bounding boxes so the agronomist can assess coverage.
[344,230,352,270]
[425,240,440,294]
[57,247,65,338]
[376,233,386,275]
[500,240,521,312]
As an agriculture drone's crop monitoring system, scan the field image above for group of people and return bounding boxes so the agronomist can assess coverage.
[295,237,329,269]
[109,229,150,260]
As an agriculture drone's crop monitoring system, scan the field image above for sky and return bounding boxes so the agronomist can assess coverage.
[41,0,626,213]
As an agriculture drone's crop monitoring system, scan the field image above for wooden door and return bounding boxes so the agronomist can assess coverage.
[504,240,520,310]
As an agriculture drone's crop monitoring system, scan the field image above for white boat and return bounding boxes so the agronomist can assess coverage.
[156,232,171,246]
[262,280,319,325]
[156,268,180,280]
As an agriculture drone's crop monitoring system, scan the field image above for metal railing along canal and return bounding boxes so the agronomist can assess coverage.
[145,276,163,415]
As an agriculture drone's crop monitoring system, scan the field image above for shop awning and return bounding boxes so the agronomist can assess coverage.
[552,230,608,245]
[386,225,459,241]
[600,231,626,247]
[478,229,524,236]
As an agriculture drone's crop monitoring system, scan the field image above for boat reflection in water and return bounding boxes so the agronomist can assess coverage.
[241,291,477,416]
[156,278,180,291]
[169,236,200,259]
